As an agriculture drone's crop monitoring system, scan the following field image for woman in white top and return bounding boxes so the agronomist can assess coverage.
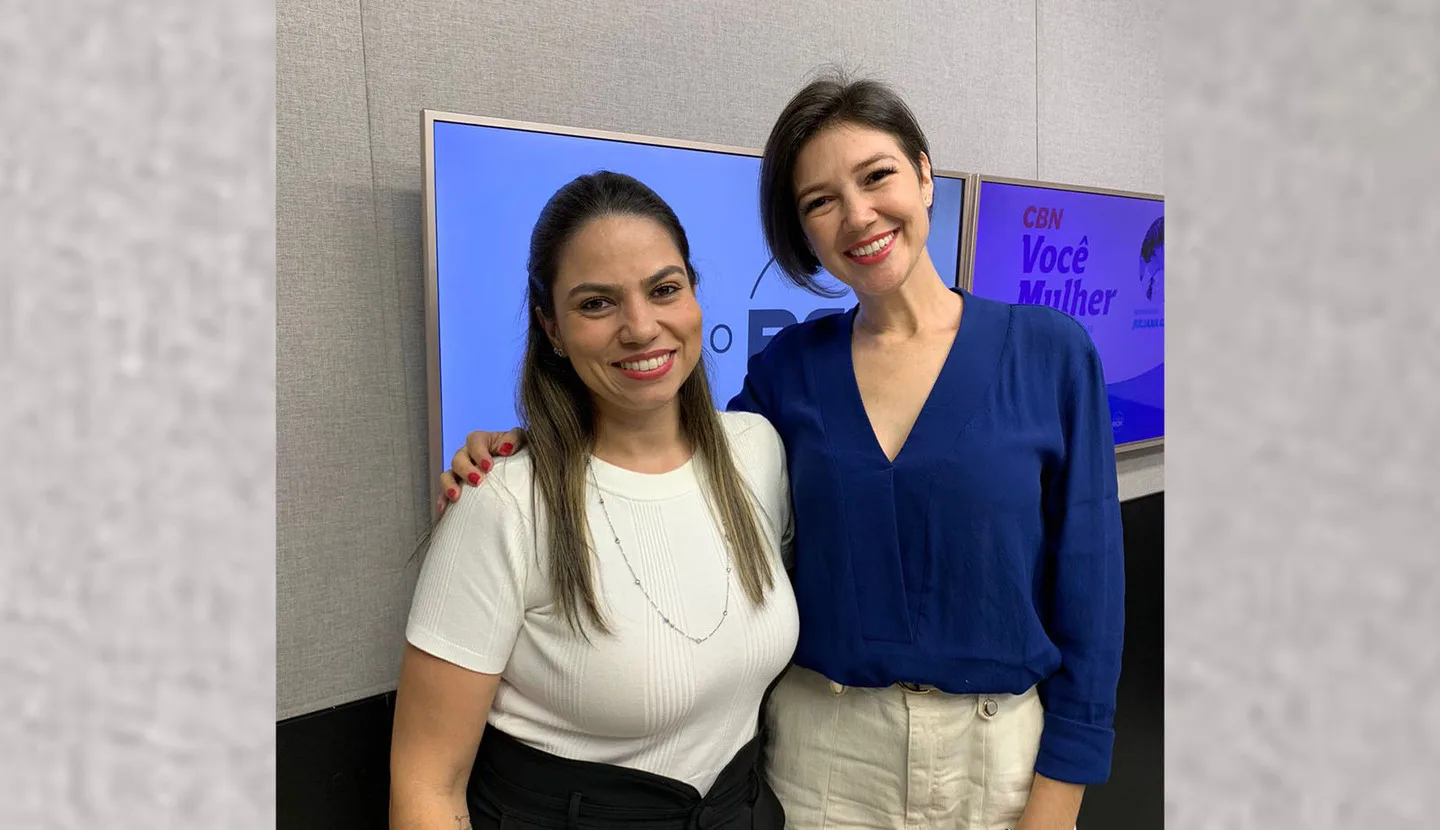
[389,171,799,830]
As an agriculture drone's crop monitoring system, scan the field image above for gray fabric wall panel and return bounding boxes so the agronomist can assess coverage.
[277,0,1162,717]
[1037,0,1164,192]
[357,0,1039,180]
[277,0,418,718]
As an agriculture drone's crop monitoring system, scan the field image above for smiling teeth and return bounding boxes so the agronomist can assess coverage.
[849,233,895,257]
[619,353,671,371]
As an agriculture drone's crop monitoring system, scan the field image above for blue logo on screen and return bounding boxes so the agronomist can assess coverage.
[737,257,845,357]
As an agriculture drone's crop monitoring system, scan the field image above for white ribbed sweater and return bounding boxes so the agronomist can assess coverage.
[406,411,799,794]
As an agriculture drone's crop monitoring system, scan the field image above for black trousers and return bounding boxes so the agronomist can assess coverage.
[466,724,785,829]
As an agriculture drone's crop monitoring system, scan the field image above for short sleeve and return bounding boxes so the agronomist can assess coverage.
[405,480,532,675]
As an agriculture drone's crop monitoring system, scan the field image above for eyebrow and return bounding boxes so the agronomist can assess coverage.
[794,152,898,205]
[567,265,687,298]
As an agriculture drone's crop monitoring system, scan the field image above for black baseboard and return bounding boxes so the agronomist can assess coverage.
[1079,490,1164,829]
[278,493,1163,829]
[277,692,395,830]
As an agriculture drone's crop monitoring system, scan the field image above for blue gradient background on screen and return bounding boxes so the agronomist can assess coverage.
[432,120,964,456]
[970,181,1164,447]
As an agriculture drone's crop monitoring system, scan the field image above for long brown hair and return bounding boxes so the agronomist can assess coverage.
[523,171,776,637]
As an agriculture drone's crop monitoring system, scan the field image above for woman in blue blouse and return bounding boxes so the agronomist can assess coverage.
[438,74,1124,830]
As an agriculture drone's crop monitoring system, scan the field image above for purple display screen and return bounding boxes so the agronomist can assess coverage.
[970,180,1164,448]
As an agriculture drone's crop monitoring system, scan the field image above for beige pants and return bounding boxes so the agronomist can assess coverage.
[764,665,1044,830]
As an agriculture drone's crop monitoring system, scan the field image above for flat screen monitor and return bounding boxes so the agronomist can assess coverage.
[963,176,1164,451]
[424,111,969,485]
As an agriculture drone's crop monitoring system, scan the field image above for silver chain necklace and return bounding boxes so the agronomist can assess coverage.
[587,458,732,644]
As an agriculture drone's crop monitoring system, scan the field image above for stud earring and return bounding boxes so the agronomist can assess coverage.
[553,345,565,357]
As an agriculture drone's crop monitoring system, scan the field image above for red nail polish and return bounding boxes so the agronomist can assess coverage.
[447,488,458,500]
[468,472,480,485]
[499,443,514,456]
[480,459,492,473]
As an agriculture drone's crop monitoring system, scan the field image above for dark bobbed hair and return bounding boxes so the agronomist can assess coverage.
[759,71,934,296]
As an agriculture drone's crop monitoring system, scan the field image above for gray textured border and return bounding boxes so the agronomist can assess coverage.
[1168,1,1440,827]
[0,1,276,827]
[6,0,1440,826]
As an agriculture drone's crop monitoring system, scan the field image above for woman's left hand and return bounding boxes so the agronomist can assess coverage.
[1013,772,1084,830]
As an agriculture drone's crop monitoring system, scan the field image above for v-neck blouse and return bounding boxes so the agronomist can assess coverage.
[727,289,1125,786]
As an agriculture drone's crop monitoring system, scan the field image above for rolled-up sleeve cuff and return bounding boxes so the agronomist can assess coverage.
[1034,710,1115,785]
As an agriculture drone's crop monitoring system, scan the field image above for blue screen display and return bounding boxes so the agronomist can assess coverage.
[431,119,966,456]
[969,180,1164,447]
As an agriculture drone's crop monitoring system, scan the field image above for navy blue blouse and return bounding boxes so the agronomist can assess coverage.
[728,288,1125,785]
